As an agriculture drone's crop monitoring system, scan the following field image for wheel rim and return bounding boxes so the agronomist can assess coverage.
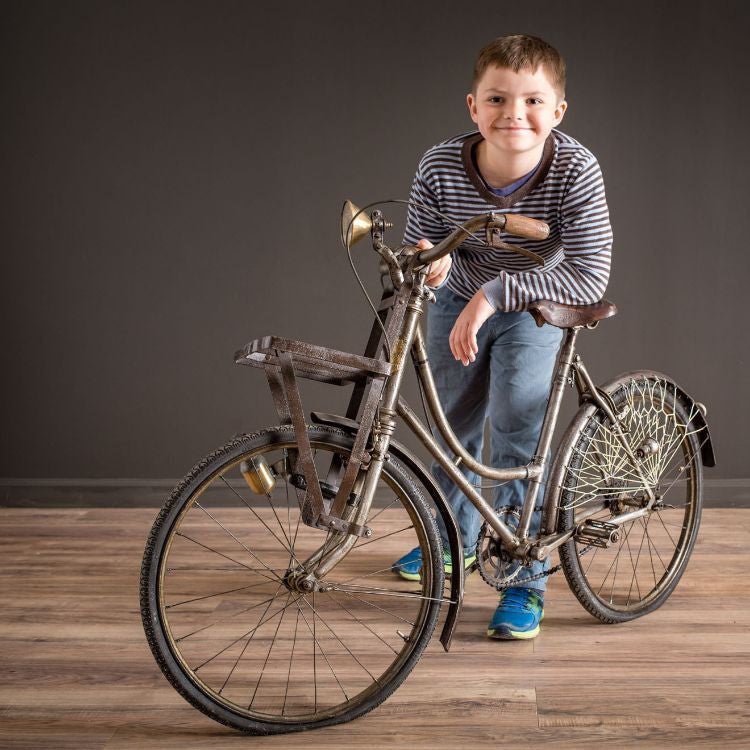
[155,435,440,723]
[562,377,703,612]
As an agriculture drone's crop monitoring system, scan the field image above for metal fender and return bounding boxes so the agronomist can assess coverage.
[310,411,464,652]
[608,370,715,467]
[543,370,715,536]
[385,438,465,652]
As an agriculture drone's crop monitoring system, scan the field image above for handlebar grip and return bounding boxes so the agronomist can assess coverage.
[502,213,550,241]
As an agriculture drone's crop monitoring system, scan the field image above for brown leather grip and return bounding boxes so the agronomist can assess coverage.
[503,213,550,241]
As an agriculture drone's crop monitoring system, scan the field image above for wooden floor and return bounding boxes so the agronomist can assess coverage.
[1,507,749,749]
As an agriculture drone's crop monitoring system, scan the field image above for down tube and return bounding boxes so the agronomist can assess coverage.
[395,396,521,550]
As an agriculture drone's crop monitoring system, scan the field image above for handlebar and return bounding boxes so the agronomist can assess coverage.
[415,212,549,267]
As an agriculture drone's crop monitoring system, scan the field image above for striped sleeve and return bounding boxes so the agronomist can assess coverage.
[482,157,612,310]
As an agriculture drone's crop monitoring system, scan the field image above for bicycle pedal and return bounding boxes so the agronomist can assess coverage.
[575,519,620,548]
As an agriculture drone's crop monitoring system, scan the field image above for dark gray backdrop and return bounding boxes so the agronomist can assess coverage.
[2,0,748,502]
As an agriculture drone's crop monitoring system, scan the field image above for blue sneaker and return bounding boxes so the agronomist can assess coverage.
[392,546,476,582]
[487,588,544,640]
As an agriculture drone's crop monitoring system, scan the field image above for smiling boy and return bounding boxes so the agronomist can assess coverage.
[393,35,613,640]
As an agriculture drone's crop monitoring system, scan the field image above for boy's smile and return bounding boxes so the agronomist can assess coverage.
[467,65,566,183]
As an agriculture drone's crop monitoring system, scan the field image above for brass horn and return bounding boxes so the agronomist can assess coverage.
[340,200,372,249]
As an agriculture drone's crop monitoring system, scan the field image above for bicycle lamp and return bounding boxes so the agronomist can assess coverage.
[240,457,275,495]
[341,200,372,249]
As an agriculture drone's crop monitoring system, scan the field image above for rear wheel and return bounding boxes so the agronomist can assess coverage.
[140,425,444,733]
[558,374,704,622]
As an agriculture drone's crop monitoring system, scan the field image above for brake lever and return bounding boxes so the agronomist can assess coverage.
[493,240,546,267]
[486,227,546,267]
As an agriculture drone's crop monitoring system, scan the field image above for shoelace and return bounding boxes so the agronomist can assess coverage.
[499,589,541,612]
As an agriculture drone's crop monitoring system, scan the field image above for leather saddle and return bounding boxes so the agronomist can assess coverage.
[528,299,617,329]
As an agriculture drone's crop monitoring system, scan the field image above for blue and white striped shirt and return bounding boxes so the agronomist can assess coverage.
[403,129,613,310]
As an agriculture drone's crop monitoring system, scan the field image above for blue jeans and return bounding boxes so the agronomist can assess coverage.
[427,288,563,591]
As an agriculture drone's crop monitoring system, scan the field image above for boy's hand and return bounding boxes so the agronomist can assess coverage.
[449,289,496,366]
[416,239,452,287]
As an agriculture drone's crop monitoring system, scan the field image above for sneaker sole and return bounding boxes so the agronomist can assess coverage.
[487,624,540,640]
[397,570,421,581]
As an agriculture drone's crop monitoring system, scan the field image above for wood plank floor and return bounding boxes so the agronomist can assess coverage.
[1,507,748,749]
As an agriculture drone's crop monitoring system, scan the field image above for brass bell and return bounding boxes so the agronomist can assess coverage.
[240,457,275,495]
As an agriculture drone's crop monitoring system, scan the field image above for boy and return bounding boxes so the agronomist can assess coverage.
[393,35,612,639]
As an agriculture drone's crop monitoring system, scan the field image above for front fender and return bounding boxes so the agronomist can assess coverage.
[310,411,464,652]
[385,438,465,653]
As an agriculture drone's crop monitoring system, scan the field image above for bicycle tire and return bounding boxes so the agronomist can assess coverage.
[140,424,444,734]
[557,373,703,623]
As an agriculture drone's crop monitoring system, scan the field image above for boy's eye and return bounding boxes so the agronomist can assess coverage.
[527,97,543,105]
[488,96,504,104]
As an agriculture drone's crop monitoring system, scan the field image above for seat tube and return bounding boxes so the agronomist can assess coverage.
[516,327,579,541]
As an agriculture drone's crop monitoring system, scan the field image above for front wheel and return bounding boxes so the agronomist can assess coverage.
[140,425,444,734]
[557,374,704,622]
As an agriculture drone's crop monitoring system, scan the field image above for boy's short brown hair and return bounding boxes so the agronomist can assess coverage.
[472,34,566,99]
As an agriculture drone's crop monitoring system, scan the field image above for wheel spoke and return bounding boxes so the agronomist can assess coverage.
[281,606,301,715]
[365,495,402,523]
[217,476,303,569]
[294,597,350,702]
[195,502,285,583]
[339,589,417,627]
[622,520,643,605]
[167,580,278,611]
[248,591,294,709]
[174,531,279,582]
[194,593,300,672]
[327,592,400,655]
[328,583,453,604]
[175,587,284,642]
[298,594,382,685]
[353,524,415,549]
[218,582,284,694]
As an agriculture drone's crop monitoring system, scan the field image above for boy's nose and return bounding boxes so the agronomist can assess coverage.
[503,102,522,120]
[504,102,523,120]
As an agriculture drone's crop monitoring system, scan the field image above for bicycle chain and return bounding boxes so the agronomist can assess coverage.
[473,505,593,591]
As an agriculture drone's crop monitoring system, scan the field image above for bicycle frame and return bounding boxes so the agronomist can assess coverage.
[362,268,656,565]
[237,255,657,584]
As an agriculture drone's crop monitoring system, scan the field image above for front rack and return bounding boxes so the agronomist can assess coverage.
[234,334,391,538]
[234,335,391,385]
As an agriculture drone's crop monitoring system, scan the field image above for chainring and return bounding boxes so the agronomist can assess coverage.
[475,507,528,590]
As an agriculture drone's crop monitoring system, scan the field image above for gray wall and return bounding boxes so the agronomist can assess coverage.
[2,0,748,488]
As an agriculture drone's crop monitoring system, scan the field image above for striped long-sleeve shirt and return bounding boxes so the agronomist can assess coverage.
[403,129,613,310]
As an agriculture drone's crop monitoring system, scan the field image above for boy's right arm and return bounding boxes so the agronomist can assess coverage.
[403,161,453,289]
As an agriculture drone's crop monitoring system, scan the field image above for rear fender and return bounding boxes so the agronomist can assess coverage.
[598,370,715,467]
[544,370,715,535]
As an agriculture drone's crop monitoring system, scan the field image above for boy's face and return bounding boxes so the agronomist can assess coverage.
[467,64,567,158]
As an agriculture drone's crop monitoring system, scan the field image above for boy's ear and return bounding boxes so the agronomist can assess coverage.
[554,99,568,125]
[466,92,479,123]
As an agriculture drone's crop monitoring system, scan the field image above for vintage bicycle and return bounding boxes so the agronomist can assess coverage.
[140,201,714,734]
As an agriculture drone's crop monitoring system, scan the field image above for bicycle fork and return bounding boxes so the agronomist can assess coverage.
[291,281,431,586]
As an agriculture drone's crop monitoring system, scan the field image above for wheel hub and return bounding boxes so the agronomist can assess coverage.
[283,569,322,593]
